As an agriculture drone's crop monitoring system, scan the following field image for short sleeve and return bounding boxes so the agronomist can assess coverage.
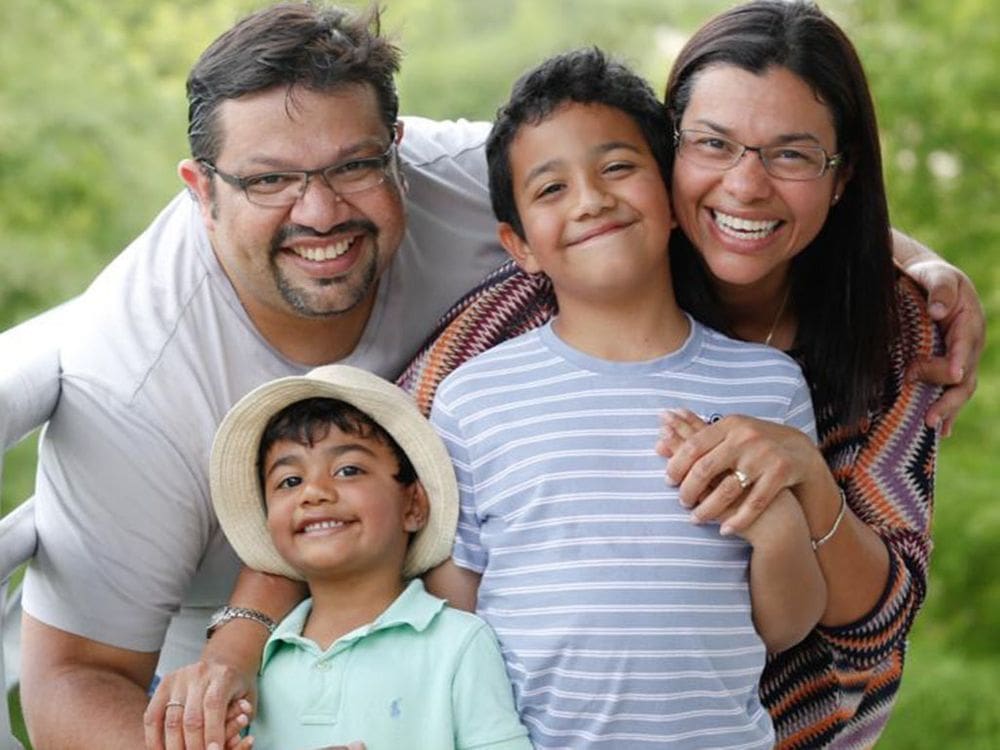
[23,376,211,652]
[430,393,488,574]
[452,622,531,750]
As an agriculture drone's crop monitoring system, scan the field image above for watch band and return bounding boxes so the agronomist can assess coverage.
[206,606,278,639]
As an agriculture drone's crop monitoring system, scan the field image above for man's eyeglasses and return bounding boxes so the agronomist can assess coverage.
[674,129,843,181]
[199,143,398,208]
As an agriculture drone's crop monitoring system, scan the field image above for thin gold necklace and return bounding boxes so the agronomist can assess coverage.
[763,287,791,347]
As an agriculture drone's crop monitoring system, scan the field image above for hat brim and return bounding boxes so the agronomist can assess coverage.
[210,365,458,580]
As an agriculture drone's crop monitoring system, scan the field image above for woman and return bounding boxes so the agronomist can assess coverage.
[655,2,939,746]
[148,3,985,747]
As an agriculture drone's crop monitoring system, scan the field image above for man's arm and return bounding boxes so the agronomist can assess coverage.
[891,228,984,434]
[741,491,827,653]
[21,614,158,749]
[145,567,306,750]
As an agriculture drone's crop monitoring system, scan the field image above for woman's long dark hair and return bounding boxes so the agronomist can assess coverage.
[665,0,898,426]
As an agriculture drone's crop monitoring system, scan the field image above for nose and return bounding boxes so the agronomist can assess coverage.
[288,174,351,233]
[572,176,615,219]
[721,148,774,203]
[299,474,336,506]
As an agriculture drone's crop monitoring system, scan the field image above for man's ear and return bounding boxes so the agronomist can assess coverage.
[178,158,217,230]
[403,482,430,533]
[498,222,542,274]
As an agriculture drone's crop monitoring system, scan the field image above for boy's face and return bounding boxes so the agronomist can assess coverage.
[262,424,428,583]
[498,102,675,307]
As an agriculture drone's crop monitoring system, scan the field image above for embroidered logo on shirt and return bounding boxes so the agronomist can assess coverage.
[389,698,402,718]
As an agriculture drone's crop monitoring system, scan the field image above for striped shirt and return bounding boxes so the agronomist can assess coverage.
[430,318,815,749]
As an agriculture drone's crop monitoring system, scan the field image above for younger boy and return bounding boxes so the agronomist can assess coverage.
[210,364,530,749]
[426,49,826,748]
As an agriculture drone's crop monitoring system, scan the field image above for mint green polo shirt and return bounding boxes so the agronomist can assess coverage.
[251,579,531,750]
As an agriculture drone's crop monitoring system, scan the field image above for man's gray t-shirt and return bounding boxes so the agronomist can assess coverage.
[22,117,504,673]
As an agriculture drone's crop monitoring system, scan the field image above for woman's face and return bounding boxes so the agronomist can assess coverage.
[671,64,850,298]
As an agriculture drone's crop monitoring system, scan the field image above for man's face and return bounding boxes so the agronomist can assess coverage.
[187,84,406,326]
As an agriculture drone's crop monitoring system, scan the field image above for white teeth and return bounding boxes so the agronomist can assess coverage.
[303,520,346,533]
[292,239,352,262]
[713,211,780,240]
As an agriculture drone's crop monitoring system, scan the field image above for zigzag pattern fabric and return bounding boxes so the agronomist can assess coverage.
[397,263,938,749]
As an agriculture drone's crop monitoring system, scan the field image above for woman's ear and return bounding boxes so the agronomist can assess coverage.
[403,482,430,533]
[832,161,854,206]
[498,222,542,274]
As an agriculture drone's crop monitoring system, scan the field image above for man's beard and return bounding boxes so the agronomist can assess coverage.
[270,219,380,318]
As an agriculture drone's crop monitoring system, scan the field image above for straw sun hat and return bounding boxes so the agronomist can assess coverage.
[210,365,458,581]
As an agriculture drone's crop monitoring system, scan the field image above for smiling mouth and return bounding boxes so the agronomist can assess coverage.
[712,210,782,240]
[300,519,352,534]
[569,221,633,246]
[287,237,356,262]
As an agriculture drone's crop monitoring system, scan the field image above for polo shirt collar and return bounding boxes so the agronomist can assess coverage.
[261,578,444,670]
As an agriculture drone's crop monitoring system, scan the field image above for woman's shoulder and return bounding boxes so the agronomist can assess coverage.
[894,273,942,362]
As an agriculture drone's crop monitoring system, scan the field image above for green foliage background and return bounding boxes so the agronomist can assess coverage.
[2,0,996,746]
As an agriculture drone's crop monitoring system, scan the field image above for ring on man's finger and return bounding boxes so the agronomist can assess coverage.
[732,469,751,491]
[165,700,185,709]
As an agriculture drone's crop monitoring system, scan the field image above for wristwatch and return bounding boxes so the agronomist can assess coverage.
[206,606,278,639]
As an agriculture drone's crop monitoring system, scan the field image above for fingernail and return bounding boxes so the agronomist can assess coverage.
[929,302,947,319]
[208,744,219,750]
[928,416,941,432]
[719,524,733,536]
[689,512,702,524]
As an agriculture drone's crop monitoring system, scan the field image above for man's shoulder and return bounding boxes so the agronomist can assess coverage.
[59,192,229,396]
[398,116,490,168]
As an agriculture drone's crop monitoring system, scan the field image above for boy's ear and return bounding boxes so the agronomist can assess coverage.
[403,482,430,533]
[498,223,542,275]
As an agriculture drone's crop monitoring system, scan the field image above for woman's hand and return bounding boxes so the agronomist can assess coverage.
[902,257,984,436]
[656,409,827,535]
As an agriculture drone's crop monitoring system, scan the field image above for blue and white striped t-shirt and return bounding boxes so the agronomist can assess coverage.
[430,318,815,749]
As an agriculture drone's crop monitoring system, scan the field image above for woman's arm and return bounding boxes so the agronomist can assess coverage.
[659,409,892,626]
[808,277,939,667]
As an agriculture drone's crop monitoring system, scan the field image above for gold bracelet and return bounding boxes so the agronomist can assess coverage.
[811,488,847,551]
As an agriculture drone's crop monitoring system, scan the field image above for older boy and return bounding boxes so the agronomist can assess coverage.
[426,49,826,748]
[209,365,530,749]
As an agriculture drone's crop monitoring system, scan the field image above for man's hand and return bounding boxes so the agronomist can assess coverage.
[144,655,257,750]
[898,254,985,436]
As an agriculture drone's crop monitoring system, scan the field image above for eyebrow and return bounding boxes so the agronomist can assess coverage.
[521,140,644,188]
[239,137,389,172]
[691,119,822,146]
[264,441,378,478]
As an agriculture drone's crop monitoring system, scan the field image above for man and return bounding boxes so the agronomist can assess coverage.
[20,5,505,748]
[18,3,983,749]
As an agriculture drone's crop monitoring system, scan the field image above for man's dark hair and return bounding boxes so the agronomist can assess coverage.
[257,397,417,498]
[186,2,401,163]
[487,47,671,240]
[664,0,898,425]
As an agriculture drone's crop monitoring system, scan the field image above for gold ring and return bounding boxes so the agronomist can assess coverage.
[732,469,751,491]
[165,700,185,709]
